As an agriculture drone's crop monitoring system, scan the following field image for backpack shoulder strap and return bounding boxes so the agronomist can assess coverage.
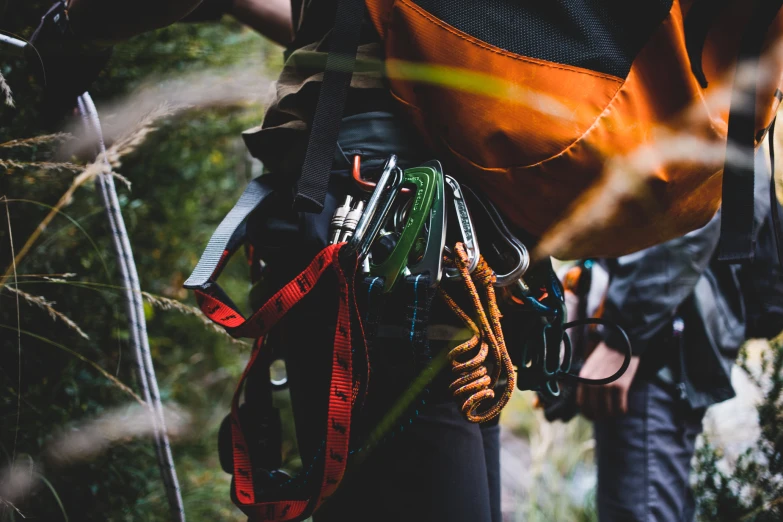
[768,118,783,269]
[719,0,783,263]
[293,0,366,213]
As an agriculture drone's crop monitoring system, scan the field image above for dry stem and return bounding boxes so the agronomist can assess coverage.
[3,286,90,340]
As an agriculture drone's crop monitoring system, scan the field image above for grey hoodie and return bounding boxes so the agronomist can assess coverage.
[600,150,772,409]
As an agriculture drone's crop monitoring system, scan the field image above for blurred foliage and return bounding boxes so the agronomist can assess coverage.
[500,393,598,522]
[694,338,783,522]
[1,3,280,520]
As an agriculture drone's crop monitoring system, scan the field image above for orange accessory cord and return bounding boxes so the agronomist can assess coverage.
[440,243,516,423]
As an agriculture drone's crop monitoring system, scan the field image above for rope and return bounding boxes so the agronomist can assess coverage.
[2,31,185,519]
[78,93,186,521]
[439,243,516,423]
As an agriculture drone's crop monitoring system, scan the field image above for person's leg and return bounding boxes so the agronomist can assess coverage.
[480,416,502,522]
[314,400,493,522]
[276,199,492,522]
[594,378,705,522]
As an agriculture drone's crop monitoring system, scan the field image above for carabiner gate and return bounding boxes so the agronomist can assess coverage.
[444,175,480,279]
[460,185,530,287]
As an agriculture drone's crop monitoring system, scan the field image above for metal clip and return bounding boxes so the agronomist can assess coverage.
[460,185,529,287]
[343,155,402,259]
[407,161,447,287]
[330,195,353,244]
[370,165,438,292]
[444,175,480,279]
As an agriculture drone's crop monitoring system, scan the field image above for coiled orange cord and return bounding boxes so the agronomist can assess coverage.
[440,243,516,423]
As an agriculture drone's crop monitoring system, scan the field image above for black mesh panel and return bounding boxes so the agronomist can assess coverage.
[410,0,674,78]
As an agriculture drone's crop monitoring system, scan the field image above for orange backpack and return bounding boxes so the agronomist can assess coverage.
[295,0,783,260]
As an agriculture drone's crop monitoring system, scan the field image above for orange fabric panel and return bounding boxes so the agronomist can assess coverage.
[365,0,783,259]
[384,0,623,169]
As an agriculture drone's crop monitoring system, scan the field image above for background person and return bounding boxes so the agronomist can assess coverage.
[577,150,775,522]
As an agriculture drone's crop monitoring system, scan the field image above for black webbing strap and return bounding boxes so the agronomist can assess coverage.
[293,0,366,213]
[685,0,733,88]
[719,0,783,263]
[184,177,276,290]
[768,118,783,270]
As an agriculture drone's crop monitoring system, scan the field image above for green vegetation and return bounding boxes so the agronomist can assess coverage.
[1,7,279,520]
[694,337,783,522]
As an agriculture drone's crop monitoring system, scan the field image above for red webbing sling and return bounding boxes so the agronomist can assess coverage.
[184,178,365,521]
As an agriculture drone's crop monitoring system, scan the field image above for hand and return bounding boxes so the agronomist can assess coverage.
[576,342,640,420]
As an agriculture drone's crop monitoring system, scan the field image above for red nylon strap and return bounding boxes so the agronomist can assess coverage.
[196,246,339,339]
[226,244,357,521]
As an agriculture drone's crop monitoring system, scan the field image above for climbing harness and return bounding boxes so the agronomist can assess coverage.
[0,34,186,521]
[186,153,634,521]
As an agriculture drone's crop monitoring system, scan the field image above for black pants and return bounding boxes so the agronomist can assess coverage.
[315,403,500,522]
[260,112,501,522]
[594,377,705,522]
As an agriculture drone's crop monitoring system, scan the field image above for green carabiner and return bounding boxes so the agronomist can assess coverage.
[407,161,446,288]
[370,166,438,292]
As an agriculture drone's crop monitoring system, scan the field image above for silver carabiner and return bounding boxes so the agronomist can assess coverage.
[343,155,404,261]
[444,175,480,279]
[460,185,529,287]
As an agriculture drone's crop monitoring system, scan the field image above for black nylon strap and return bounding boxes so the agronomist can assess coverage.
[684,0,733,88]
[719,0,783,263]
[293,0,366,213]
[769,118,783,271]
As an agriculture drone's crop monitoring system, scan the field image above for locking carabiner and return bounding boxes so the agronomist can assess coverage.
[370,165,438,292]
[460,185,530,287]
[444,175,480,279]
[407,161,447,287]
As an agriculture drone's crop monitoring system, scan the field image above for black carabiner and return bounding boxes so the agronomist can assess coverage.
[510,260,633,396]
[558,318,633,386]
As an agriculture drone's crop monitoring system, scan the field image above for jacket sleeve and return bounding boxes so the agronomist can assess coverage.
[601,142,772,356]
[600,212,721,356]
